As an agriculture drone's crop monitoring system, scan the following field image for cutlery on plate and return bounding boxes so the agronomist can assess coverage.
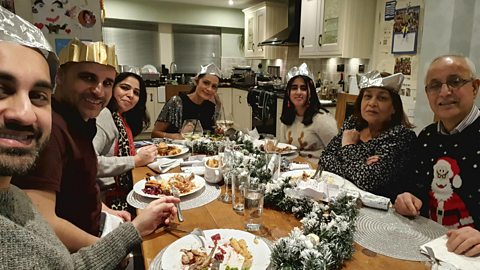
[191,228,207,248]
[425,246,440,266]
[312,163,324,180]
[171,187,184,222]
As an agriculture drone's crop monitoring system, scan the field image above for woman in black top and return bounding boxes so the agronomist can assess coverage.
[152,63,220,139]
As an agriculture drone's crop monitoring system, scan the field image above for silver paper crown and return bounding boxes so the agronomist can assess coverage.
[0,7,58,82]
[286,63,314,82]
[198,63,222,78]
[357,70,404,93]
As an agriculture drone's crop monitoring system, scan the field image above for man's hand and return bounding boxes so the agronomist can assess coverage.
[446,227,480,257]
[342,129,360,146]
[132,196,180,238]
[394,192,422,216]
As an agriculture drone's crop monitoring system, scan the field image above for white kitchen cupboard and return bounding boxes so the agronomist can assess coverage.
[299,0,375,58]
[232,89,252,131]
[217,87,233,120]
[242,2,287,59]
[145,87,165,133]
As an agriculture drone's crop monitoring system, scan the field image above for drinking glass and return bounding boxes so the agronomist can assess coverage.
[244,181,265,232]
[218,142,233,203]
[232,171,249,212]
[216,110,234,132]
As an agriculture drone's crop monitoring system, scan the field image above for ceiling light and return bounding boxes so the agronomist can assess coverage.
[228,0,234,5]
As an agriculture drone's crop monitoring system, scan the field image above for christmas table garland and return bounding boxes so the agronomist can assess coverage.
[192,134,359,269]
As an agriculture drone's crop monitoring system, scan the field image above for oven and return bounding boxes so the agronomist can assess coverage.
[247,86,279,136]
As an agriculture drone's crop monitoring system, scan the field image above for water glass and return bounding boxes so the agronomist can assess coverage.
[244,183,265,232]
[232,172,249,212]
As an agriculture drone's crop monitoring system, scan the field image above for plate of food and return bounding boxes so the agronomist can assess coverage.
[156,142,189,158]
[160,229,271,270]
[133,173,205,199]
[280,169,346,187]
[253,140,297,155]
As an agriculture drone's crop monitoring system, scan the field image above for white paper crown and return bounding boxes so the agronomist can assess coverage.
[286,63,314,82]
[357,70,404,93]
[0,6,58,82]
[197,63,222,78]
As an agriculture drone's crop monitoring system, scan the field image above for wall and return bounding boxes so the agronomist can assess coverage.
[414,0,480,132]
[105,0,244,29]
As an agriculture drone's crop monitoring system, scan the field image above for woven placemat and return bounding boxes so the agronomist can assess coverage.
[148,236,274,270]
[354,207,447,261]
[127,183,220,210]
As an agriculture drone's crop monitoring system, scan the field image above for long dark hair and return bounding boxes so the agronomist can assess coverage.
[107,72,150,137]
[280,75,327,126]
[352,72,414,130]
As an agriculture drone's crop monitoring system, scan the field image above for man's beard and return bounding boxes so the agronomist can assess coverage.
[0,124,48,176]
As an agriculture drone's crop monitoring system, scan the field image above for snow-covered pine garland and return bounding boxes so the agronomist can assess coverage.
[265,175,358,269]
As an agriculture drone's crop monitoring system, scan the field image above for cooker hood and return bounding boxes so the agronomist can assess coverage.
[259,0,301,46]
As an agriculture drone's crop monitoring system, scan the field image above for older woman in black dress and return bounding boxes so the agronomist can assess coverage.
[319,71,416,201]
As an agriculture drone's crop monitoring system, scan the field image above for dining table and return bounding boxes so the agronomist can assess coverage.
[132,156,430,270]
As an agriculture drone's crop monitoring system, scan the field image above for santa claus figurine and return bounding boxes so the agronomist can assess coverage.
[429,157,474,228]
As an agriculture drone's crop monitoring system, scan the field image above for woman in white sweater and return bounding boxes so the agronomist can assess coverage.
[279,64,338,162]
[93,72,158,212]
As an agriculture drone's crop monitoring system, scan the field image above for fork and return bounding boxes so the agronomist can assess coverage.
[312,163,324,180]
[425,246,440,266]
[171,187,184,222]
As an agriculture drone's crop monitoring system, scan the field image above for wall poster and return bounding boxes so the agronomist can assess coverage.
[391,5,420,54]
[31,0,102,52]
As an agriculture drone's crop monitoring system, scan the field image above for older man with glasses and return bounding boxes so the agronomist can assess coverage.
[395,55,480,257]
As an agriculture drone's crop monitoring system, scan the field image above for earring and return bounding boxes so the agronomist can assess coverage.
[287,100,291,108]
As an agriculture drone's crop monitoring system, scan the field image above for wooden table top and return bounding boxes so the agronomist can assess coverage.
[133,164,429,270]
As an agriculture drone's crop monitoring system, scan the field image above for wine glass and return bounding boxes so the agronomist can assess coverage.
[181,119,203,140]
[216,110,234,132]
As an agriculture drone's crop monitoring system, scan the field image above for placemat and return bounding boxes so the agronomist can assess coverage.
[148,235,274,270]
[127,183,220,210]
[354,207,447,261]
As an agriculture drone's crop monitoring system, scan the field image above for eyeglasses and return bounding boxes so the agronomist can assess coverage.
[425,75,473,94]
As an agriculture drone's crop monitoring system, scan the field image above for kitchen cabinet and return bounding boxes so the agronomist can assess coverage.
[299,0,375,58]
[242,2,287,59]
[145,86,165,133]
[232,89,252,131]
[217,88,233,120]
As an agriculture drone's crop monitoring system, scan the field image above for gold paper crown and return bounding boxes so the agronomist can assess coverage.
[59,39,118,71]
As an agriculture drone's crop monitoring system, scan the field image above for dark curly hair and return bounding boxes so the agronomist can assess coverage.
[352,72,414,130]
[107,72,150,137]
[280,75,328,126]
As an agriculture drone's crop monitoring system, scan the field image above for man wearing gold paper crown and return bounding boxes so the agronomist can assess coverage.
[12,37,179,251]
[0,7,179,268]
[395,55,480,257]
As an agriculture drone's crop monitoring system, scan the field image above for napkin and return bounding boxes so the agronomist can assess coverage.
[181,166,205,175]
[147,158,182,173]
[289,163,311,171]
[420,235,479,270]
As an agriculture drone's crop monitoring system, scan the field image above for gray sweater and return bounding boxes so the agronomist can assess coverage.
[0,185,142,269]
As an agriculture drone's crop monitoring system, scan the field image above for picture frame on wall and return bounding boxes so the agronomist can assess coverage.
[391,5,420,54]
[1,0,15,13]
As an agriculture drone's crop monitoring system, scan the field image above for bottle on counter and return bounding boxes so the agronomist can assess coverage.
[338,72,345,93]
[316,72,323,88]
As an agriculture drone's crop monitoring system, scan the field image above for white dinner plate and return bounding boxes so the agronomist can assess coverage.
[280,169,345,187]
[156,143,189,158]
[253,140,298,155]
[160,229,271,270]
[133,173,205,199]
